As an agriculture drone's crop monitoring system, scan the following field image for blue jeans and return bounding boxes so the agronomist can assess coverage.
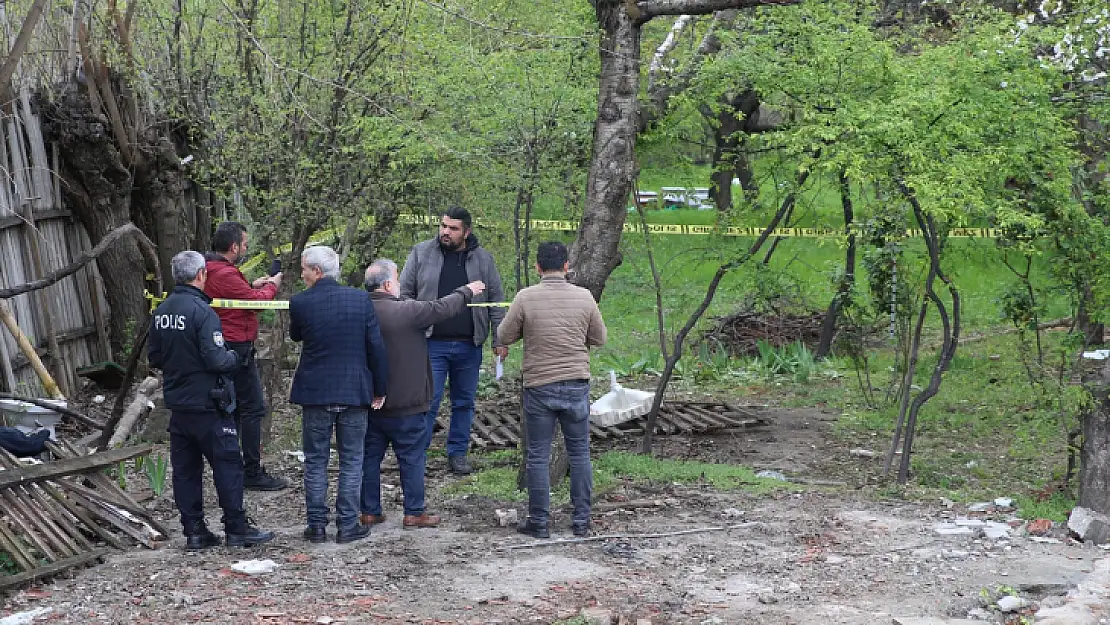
[424,339,483,457]
[523,380,592,527]
[361,414,427,516]
[302,406,367,531]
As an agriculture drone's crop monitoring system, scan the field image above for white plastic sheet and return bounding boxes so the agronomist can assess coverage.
[589,371,655,427]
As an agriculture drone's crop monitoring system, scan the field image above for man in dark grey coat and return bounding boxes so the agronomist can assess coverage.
[362,259,485,529]
[399,207,506,475]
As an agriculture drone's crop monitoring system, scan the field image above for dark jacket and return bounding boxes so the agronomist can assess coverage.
[369,286,473,418]
[398,233,505,348]
[148,284,240,412]
[289,277,389,406]
[203,254,278,343]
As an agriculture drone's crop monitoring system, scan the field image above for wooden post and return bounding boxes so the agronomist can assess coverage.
[0,299,64,399]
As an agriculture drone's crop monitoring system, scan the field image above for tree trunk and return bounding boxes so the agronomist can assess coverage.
[40,91,150,358]
[568,0,641,302]
[133,135,191,281]
[572,0,797,301]
[1081,361,1110,514]
[707,90,759,212]
[815,172,856,359]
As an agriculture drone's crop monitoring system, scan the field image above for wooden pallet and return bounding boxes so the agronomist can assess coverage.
[433,402,769,449]
[0,442,166,590]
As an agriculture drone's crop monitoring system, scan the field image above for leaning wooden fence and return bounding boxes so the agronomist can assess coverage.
[0,91,110,397]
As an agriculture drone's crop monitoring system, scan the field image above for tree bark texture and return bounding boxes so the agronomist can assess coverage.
[569,0,642,302]
[41,76,191,360]
[40,89,148,357]
[1080,360,1110,513]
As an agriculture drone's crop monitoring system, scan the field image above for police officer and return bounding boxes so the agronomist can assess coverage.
[148,250,275,550]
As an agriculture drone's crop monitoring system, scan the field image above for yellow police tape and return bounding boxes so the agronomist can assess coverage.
[238,213,1003,274]
[147,291,510,312]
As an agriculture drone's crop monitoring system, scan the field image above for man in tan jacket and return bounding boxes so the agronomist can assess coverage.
[498,241,607,538]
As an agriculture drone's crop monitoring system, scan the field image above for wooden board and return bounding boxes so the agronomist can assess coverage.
[440,402,771,449]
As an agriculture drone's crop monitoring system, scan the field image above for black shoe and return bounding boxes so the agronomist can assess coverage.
[336,524,371,544]
[448,455,473,475]
[302,525,327,544]
[226,524,276,547]
[517,520,550,539]
[572,522,591,537]
[244,470,289,492]
[184,522,221,551]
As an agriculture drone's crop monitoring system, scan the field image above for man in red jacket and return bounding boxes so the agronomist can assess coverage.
[204,222,288,491]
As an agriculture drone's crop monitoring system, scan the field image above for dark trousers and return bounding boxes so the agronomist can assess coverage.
[302,406,367,530]
[362,413,427,517]
[425,339,483,457]
[227,341,266,477]
[523,380,592,527]
[169,411,246,533]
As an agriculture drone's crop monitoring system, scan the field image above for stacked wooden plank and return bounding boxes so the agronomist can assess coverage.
[436,402,769,449]
[0,442,168,590]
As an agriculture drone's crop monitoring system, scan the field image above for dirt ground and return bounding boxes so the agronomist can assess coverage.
[1,405,1104,624]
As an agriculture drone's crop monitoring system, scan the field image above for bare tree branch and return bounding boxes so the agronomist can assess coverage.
[0,0,48,92]
[636,0,799,23]
[0,223,156,300]
[648,15,692,88]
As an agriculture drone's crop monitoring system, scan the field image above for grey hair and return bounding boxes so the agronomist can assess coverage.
[301,245,340,280]
[171,250,206,284]
[364,259,397,291]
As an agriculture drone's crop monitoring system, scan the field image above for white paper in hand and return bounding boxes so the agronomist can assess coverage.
[495,356,504,381]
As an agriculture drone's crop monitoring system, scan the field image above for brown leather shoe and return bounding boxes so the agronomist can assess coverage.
[402,513,441,529]
[360,513,386,527]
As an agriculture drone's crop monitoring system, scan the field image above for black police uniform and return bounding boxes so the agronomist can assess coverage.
[148,284,248,538]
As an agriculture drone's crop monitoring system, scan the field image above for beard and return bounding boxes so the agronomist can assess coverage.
[439,235,462,251]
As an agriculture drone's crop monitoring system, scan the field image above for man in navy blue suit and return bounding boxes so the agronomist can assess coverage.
[289,245,389,545]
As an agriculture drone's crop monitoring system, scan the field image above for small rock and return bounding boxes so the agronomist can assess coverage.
[825,555,846,564]
[966,607,993,620]
[0,608,53,625]
[989,354,1001,361]
[231,559,280,575]
[316,618,334,625]
[1068,507,1110,543]
[966,460,978,469]
[755,470,787,481]
[849,448,876,458]
[968,502,993,513]
[699,619,725,625]
[981,522,1011,540]
[954,519,986,528]
[757,593,778,605]
[1030,536,1062,544]
[934,522,975,536]
[996,595,1028,613]
[942,549,970,560]
[1027,518,1053,535]
[580,607,613,625]
[636,621,653,625]
[495,509,519,527]
[993,497,1013,508]
[720,508,743,519]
